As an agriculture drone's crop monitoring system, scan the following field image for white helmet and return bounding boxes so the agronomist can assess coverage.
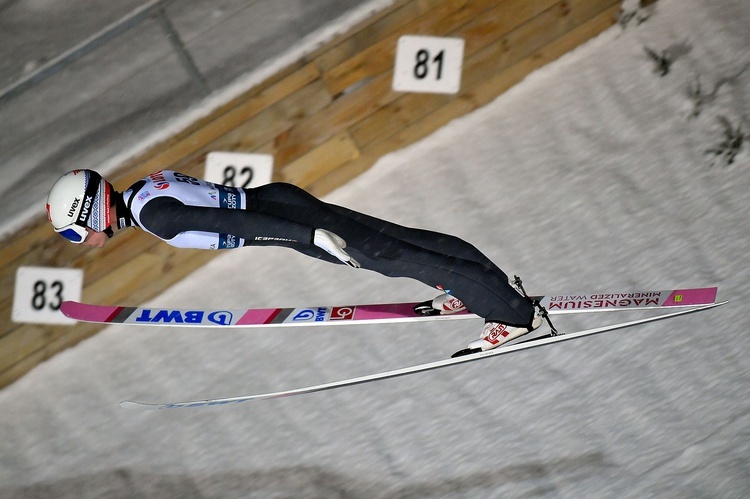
[47,170,113,243]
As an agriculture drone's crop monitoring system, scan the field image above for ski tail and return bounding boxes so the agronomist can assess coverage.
[537,286,718,314]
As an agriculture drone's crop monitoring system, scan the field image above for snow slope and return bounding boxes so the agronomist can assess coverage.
[1,0,748,497]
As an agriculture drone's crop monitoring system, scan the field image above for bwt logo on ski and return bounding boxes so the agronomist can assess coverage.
[292,308,327,322]
[134,309,234,325]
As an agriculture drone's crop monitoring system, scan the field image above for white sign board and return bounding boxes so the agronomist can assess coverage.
[392,35,465,94]
[205,152,273,188]
[13,266,83,325]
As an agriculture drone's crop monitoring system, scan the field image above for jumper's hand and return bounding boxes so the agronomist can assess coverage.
[313,229,361,268]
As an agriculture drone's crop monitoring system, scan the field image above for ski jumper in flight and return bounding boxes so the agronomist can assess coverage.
[46,169,541,352]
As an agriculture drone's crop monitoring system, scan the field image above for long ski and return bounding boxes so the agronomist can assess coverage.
[62,287,718,328]
[119,300,727,410]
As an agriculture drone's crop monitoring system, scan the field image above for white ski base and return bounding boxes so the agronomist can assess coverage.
[120,301,726,410]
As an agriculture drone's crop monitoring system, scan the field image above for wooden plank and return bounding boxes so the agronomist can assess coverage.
[278,131,360,187]
[0,323,69,374]
[351,92,453,149]
[0,348,47,389]
[568,0,621,26]
[83,251,163,305]
[0,237,87,339]
[292,0,560,165]
[0,321,101,381]
[205,80,332,153]
[114,61,322,188]
[0,218,167,340]
[76,232,160,289]
[83,244,216,307]
[323,0,497,96]
[277,1,504,168]
[315,2,619,198]
[348,1,556,149]
[115,58,316,168]
[0,240,213,372]
[0,216,51,267]
[272,69,396,167]
[351,0,617,150]
[459,0,560,53]
[470,2,620,105]
[316,0,446,74]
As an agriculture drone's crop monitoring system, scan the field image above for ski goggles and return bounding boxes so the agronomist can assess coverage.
[54,223,88,244]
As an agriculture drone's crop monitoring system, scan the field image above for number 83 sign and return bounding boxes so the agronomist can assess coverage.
[393,35,465,94]
[13,266,83,325]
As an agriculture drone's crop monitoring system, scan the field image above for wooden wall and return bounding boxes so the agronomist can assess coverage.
[0,0,622,388]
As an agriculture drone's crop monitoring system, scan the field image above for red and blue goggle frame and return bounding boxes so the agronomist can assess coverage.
[54,223,89,244]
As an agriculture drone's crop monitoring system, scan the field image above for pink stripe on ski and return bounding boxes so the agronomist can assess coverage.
[60,301,122,323]
[352,303,470,320]
[352,303,419,320]
[661,287,717,306]
[236,308,284,325]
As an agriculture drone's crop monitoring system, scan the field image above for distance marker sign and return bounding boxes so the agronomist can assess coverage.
[13,266,82,325]
[393,35,464,94]
[204,151,273,189]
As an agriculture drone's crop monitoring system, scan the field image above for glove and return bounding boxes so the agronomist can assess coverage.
[313,229,361,268]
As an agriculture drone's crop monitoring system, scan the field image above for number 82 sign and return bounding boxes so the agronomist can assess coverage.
[204,152,273,189]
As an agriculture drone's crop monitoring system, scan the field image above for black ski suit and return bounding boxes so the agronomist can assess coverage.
[128,178,534,327]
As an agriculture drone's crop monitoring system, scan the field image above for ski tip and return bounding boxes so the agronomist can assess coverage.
[59,300,78,319]
[119,400,158,411]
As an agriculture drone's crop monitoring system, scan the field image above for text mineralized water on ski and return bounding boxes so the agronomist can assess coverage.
[547,292,664,310]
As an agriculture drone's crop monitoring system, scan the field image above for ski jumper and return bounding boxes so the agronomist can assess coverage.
[122,170,535,327]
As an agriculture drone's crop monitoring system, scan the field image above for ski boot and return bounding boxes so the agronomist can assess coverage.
[451,275,556,357]
[451,315,543,358]
[413,293,466,316]
[474,316,543,351]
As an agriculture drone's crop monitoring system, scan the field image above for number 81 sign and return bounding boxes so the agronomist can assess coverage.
[393,35,464,94]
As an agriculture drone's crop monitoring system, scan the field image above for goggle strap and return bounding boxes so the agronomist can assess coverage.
[77,171,103,227]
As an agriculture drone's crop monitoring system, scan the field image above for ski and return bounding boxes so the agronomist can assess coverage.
[62,287,718,328]
[120,300,726,410]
